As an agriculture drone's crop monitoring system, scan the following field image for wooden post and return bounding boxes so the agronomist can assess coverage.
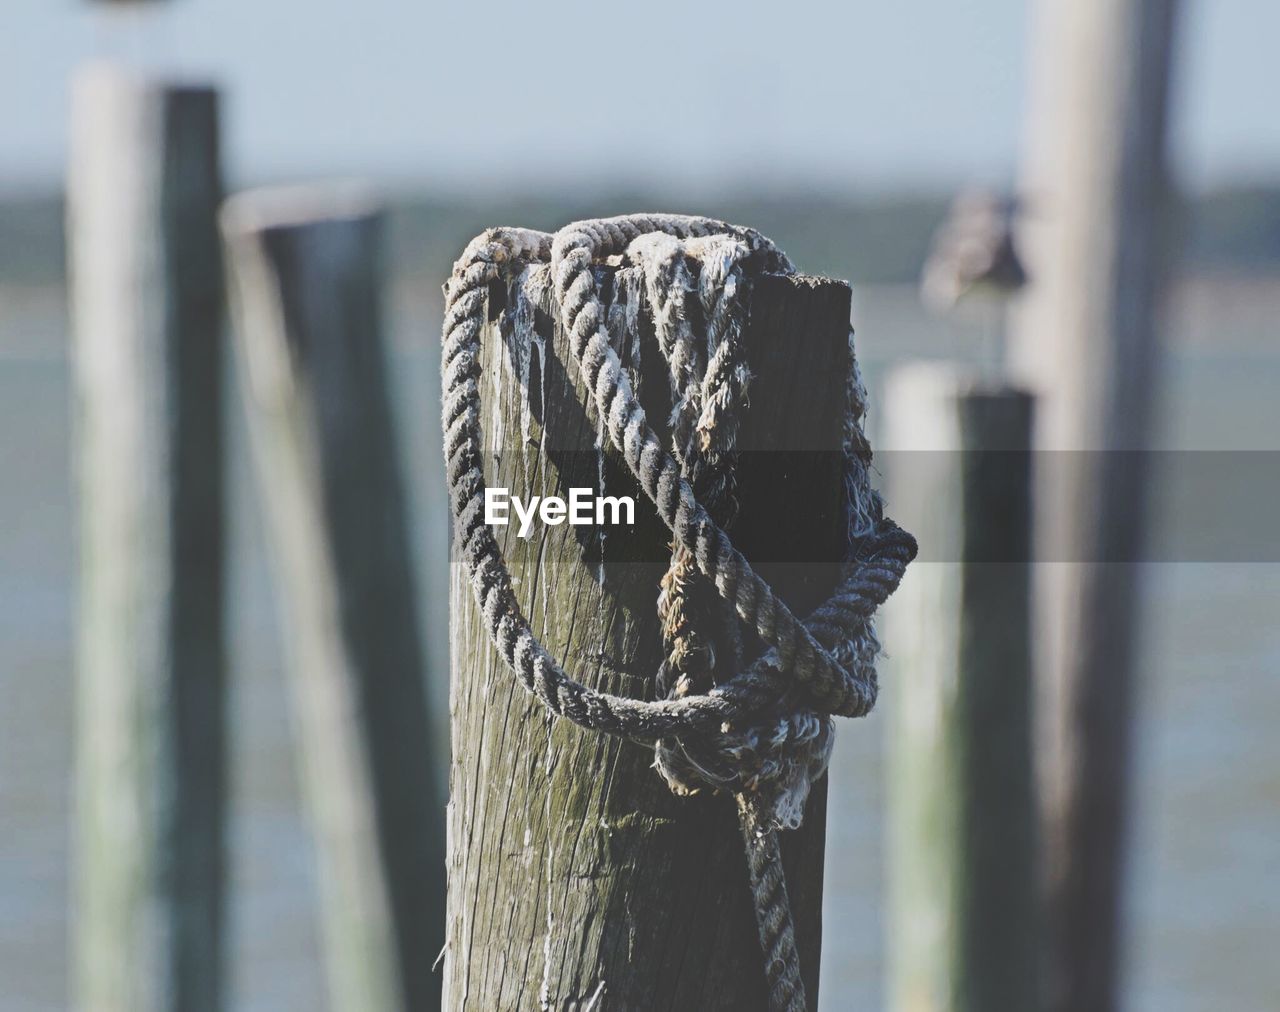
[69,66,226,1012]
[882,365,1038,1012]
[220,189,445,1012]
[1012,1,1181,1008]
[445,269,855,1009]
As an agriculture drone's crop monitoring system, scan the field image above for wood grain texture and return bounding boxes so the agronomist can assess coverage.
[446,270,855,1010]
[883,366,1037,1012]
[70,67,226,1012]
[222,191,445,1012]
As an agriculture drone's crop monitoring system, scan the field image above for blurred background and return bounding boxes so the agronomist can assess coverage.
[1,1,1277,1010]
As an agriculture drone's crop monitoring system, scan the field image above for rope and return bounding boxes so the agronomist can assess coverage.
[442,214,916,1011]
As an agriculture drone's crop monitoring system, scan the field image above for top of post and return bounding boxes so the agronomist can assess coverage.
[220,184,382,239]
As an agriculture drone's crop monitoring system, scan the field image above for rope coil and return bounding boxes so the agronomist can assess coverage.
[442,214,916,1011]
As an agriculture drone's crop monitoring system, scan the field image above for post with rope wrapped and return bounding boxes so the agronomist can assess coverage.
[442,217,914,1010]
[882,365,1038,1012]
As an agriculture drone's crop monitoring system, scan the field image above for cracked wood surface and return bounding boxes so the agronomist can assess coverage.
[446,270,854,1010]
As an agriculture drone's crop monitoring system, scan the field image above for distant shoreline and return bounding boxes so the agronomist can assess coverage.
[3,185,1280,288]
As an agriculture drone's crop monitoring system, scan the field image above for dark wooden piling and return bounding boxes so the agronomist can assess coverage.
[220,188,445,1012]
[69,66,227,1012]
[883,365,1038,1012]
[445,269,857,1009]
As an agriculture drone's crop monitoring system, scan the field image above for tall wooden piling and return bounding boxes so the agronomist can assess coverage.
[883,365,1038,1012]
[1014,1,1181,1008]
[445,270,856,1009]
[70,66,226,1012]
[221,189,445,1012]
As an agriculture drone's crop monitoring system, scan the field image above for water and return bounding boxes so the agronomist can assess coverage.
[1,279,1276,1010]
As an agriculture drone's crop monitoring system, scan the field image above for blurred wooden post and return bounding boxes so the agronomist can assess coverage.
[220,188,445,1012]
[70,66,226,1012]
[884,365,1037,1012]
[1013,1,1181,1008]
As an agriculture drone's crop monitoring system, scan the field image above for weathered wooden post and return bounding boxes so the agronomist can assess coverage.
[220,189,445,1012]
[883,365,1038,1012]
[445,260,861,1008]
[1013,1,1181,1008]
[69,65,227,1012]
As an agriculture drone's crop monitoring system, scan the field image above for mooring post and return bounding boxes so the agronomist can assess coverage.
[220,188,445,1012]
[69,66,226,1012]
[882,365,1038,1012]
[445,268,856,1009]
[1014,1,1180,1007]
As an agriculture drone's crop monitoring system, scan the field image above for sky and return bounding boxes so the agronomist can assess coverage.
[1,0,1277,195]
